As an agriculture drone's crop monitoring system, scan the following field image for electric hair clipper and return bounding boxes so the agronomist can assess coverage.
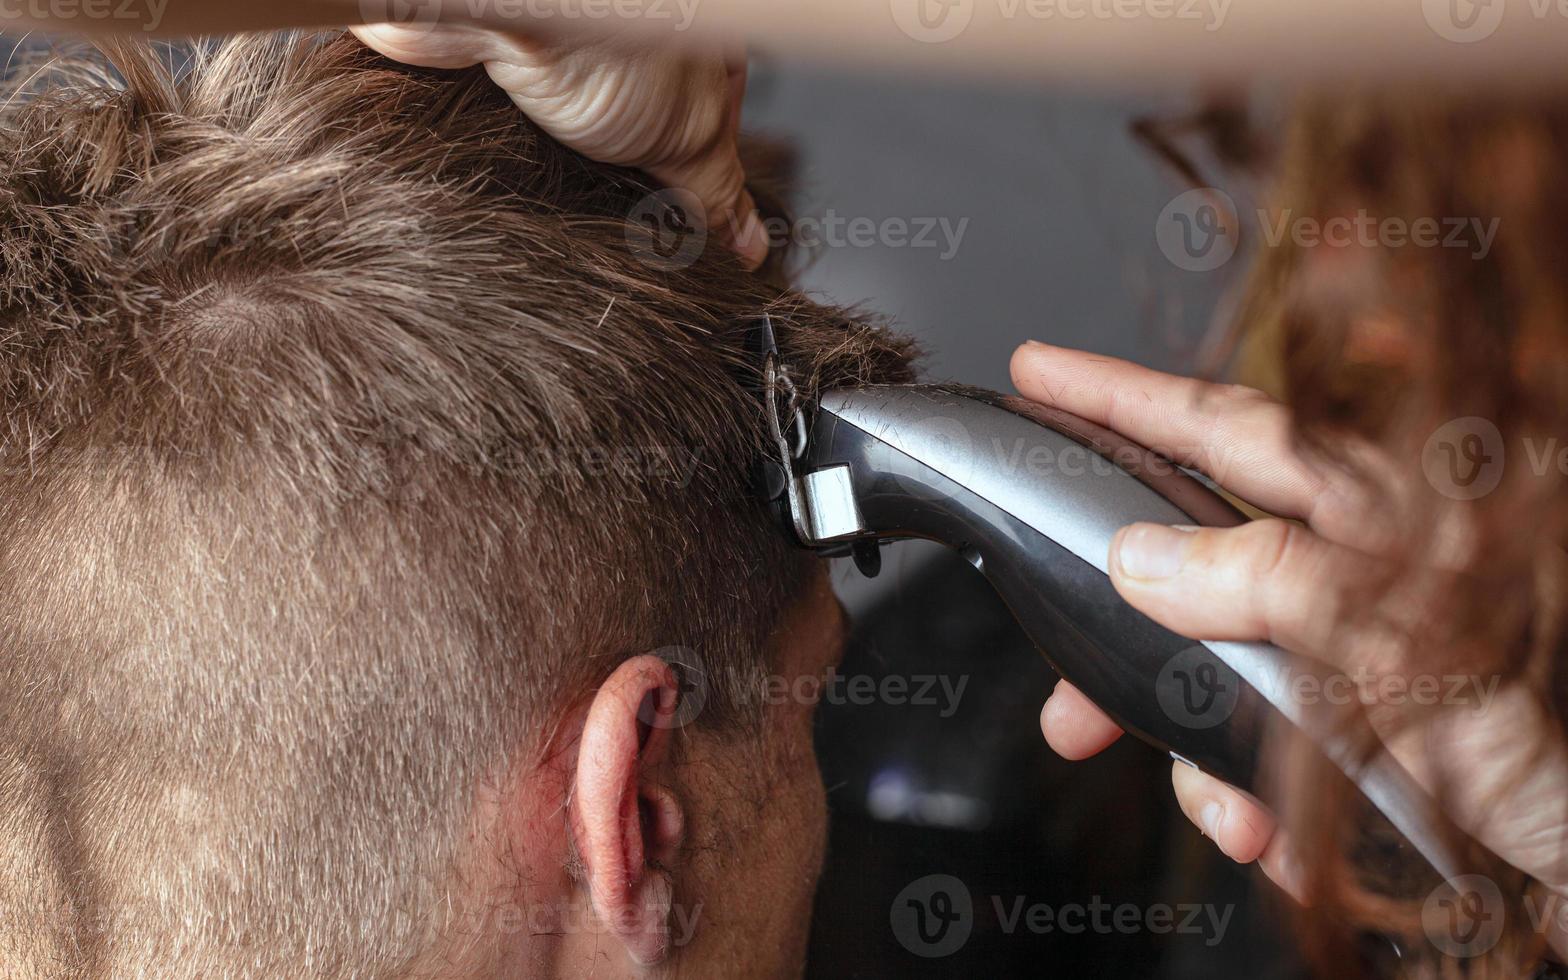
[756,357,1466,880]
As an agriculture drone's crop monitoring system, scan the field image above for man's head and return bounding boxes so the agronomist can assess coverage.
[0,33,912,978]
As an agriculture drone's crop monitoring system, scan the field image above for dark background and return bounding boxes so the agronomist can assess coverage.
[741,55,1307,978]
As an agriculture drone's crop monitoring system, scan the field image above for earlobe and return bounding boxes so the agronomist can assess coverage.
[572,655,689,967]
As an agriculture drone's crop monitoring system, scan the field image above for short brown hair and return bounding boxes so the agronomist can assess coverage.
[0,32,913,977]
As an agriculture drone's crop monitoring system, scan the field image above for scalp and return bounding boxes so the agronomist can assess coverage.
[0,31,914,978]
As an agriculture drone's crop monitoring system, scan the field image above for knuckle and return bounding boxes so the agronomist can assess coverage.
[1186,380,1255,427]
[1238,519,1300,580]
[1235,519,1308,643]
[1100,381,1137,436]
[1213,381,1273,410]
[1202,386,1283,474]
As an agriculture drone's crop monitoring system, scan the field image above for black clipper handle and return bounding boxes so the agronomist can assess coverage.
[802,385,1464,880]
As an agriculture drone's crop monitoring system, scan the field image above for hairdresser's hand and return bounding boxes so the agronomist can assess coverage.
[351,23,766,268]
[1013,341,1568,908]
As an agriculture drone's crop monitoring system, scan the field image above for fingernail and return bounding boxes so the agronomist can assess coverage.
[1116,524,1196,580]
[1199,801,1225,841]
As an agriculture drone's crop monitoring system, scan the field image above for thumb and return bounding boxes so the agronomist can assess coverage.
[349,22,493,69]
[1108,520,1351,659]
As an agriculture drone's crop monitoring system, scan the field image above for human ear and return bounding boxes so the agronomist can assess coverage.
[571,655,688,967]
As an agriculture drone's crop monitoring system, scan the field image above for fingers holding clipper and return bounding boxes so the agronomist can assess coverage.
[1008,342,1321,520]
[1109,520,1358,662]
[1041,680,1124,760]
[1050,681,1305,900]
[1171,760,1276,865]
[1258,832,1307,904]
[1007,342,1382,545]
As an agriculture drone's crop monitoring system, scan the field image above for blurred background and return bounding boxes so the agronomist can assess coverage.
[740,53,1307,978]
